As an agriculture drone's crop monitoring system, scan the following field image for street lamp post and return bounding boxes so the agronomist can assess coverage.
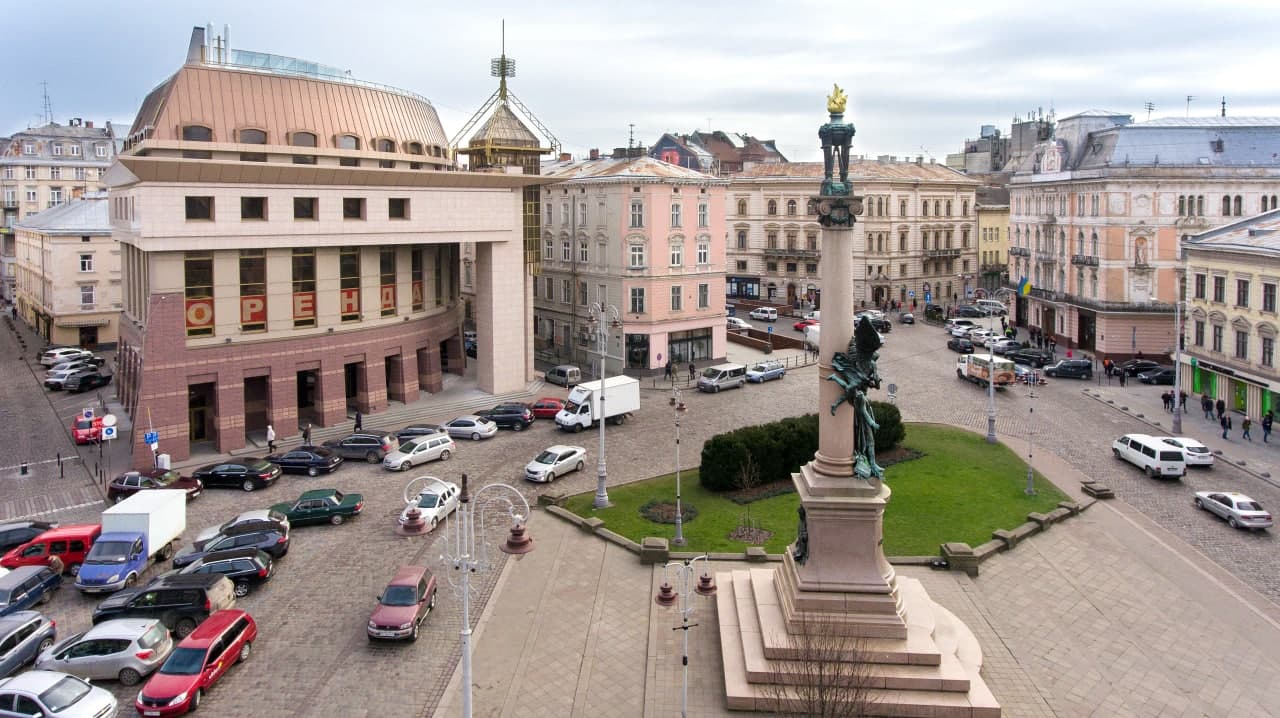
[589,302,621,509]
[670,387,688,546]
[1025,403,1037,496]
[654,555,718,718]
[440,474,536,718]
[1173,293,1184,434]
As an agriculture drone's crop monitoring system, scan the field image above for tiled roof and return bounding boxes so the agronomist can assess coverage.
[734,160,979,184]
[468,103,541,148]
[13,194,110,235]
[1185,208,1280,254]
[541,155,722,183]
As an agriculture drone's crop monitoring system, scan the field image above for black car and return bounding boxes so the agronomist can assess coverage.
[1139,367,1176,385]
[857,315,891,333]
[322,433,395,463]
[0,521,58,554]
[394,424,446,444]
[947,337,975,354]
[1008,348,1054,367]
[173,547,274,598]
[264,447,343,477]
[1112,359,1162,377]
[478,403,534,431]
[190,459,282,492]
[172,522,289,570]
[899,312,915,324]
[955,305,984,318]
[91,574,235,638]
[1045,358,1093,379]
[63,369,112,393]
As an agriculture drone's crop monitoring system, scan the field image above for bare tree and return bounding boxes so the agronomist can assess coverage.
[735,453,763,532]
[760,614,880,717]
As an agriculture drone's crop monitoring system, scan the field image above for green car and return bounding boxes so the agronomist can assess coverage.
[270,489,365,526]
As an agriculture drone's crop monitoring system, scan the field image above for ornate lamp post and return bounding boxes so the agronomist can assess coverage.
[654,555,717,718]
[588,301,621,509]
[439,474,535,718]
[395,474,453,536]
[669,386,688,545]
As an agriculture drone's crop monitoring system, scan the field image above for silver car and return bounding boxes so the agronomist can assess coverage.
[194,509,291,545]
[442,415,498,441]
[0,611,56,678]
[524,445,587,483]
[36,617,173,686]
[1194,491,1273,530]
[0,670,117,717]
[383,434,456,472]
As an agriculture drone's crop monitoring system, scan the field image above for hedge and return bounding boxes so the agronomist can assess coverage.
[699,402,905,492]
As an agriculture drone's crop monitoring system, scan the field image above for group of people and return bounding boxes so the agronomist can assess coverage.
[1198,394,1274,442]
[663,360,699,383]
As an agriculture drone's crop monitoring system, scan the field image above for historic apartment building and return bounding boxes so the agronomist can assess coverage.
[725,160,980,310]
[13,193,119,347]
[110,27,536,466]
[1,120,117,302]
[1008,112,1280,359]
[1183,209,1280,419]
[534,155,728,373]
[976,186,1010,293]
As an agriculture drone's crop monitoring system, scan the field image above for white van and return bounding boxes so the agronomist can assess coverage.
[545,365,582,387]
[974,299,1008,316]
[1112,433,1186,478]
[748,307,778,322]
[697,363,748,392]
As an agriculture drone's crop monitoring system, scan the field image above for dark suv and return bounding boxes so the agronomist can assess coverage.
[174,548,274,598]
[91,574,236,637]
[322,433,395,463]
[63,369,112,393]
[0,522,58,554]
[1008,348,1054,367]
[1045,358,1093,379]
[172,522,289,569]
[478,404,534,431]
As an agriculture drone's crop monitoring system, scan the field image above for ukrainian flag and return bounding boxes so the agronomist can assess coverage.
[1018,277,1031,296]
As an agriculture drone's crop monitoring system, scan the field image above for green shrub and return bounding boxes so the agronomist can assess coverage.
[699,434,750,492]
[870,400,905,453]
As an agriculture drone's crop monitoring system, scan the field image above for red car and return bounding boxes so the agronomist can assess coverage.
[793,318,819,332]
[136,609,257,716]
[71,415,103,444]
[529,397,565,419]
[367,565,437,641]
[107,468,204,503]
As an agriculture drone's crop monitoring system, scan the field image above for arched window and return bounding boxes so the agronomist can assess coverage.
[876,197,884,216]
[945,200,952,216]
[238,128,267,162]
[1091,272,1098,298]
[1057,269,1065,292]
[337,135,360,150]
[1234,195,1243,215]
[1179,195,1186,216]
[1197,195,1205,215]
[962,200,969,216]
[290,131,318,164]
[406,142,424,155]
[181,125,213,159]
[737,199,747,215]
[377,138,396,153]
[767,200,777,215]
[1035,228,1041,252]
[1091,231,1099,256]
[736,230,747,249]
[1077,230,1085,255]
[1223,196,1232,215]
[1076,268,1084,293]
[934,200,942,216]
[786,199,797,216]
[922,202,929,217]
[900,199,907,216]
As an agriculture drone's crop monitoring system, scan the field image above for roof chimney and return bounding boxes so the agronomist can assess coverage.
[85,121,93,129]
[916,155,923,165]
[559,152,572,162]
[589,148,599,160]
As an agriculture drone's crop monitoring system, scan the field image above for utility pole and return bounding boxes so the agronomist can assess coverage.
[1144,102,1155,121]
[1186,95,1196,117]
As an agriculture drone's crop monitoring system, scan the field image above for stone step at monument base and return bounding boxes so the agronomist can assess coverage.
[718,569,1001,717]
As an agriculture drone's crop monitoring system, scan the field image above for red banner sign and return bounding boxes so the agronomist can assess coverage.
[380,284,396,311]
[185,298,214,330]
[340,288,360,315]
[293,291,316,320]
[240,295,266,324]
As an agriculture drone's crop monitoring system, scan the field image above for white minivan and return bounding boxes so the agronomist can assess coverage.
[748,307,778,322]
[974,299,1008,316]
[1112,433,1186,478]
[697,363,748,392]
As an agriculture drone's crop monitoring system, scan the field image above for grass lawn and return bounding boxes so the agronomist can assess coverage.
[562,423,1068,556]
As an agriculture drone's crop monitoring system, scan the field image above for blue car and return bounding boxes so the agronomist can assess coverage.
[0,611,57,678]
[0,566,62,617]
[746,360,787,383]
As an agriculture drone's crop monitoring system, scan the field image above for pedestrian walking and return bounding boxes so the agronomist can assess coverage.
[664,360,672,381]
[688,362,696,382]
[1161,391,1170,412]
[1242,417,1253,440]
[266,425,276,453]
[303,423,313,446]
[1179,391,1188,413]
[353,410,363,432]
[1221,414,1231,440]
[1202,395,1214,420]
[1263,412,1273,442]
[1119,370,1127,387]
[1216,398,1226,421]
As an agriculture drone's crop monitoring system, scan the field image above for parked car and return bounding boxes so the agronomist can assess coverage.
[63,369,111,393]
[793,318,818,332]
[1111,358,1163,377]
[0,566,62,617]
[263,446,343,477]
[0,670,118,718]
[966,328,996,344]
[70,415,103,444]
[524,445,587,483]
[322,432,395,463]
[443,415,499,441]
[899,312,915,324]
[949,324,977,338]
[173,548,274,598]
[0,522,58,555]
[0,611,56,678]
[1157,437,1214,466]
[478,403,534,431]
[193,511,290,547]
[107,469,203,503]
[943,318,976,333]
[1112,434,1185,478]
[367,566,437,642]
[1138,367,1176,385]
[748,307,778,322]
[36,617,172,686]
[269,489,364,526]
[91,574,236,638]
[726,316,751,331]
[955,305,984,318]
[1194,491,1272,529]
[1045,359,1093,379]
[44,367,86,390]
[39,347,93,367]
[190,459,281,492]
[528,398,565,419]
[1008,348,1054,367]
[947,337,975,354]
[991,339,1024,355]
[746,360,786,383]
[1,524,101,575]
[172,522,289,570]
[858,314,891,333]
[383,434,455,471]
[135,609,256,715]
[393,425,445,443]
[544,364,582,387]
[397,481,460,531]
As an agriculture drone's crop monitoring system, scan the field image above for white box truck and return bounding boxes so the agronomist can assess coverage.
[75,490,187,593]
[956,353,1015,388]
[555,375,640,432]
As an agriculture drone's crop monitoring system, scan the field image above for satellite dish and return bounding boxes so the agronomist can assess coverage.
[102,414,117,428]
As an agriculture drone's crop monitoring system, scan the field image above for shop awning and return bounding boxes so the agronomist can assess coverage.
[55,316,111,328]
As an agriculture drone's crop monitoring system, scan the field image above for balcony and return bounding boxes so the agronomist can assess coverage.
[1033,250,1059,263]
[1040,213,1056,225]
[923,247,961,259]
[1008,246,1030,257]
[762,247,819,259]
[980,262,1007,274]
[1,201,17,209]
[1070,254,1099,267]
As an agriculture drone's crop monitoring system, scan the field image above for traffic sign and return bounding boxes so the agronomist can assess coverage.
[148,443,159,452]
[101,426,117,440]
[908,290,915,298]
[144,431,159,445]
[924,292,932,304]
[767,325,773,334]
[102,414,117,428]
[82,408,94,420]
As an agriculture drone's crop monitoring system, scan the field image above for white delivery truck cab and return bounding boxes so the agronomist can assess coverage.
[555,376,641,432]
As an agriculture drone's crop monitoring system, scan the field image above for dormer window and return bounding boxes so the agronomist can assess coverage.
[376,139,396,169]
[337,134,360,166]
[291,132,318,165]
[239,128,267,162]
[182,125,213,159]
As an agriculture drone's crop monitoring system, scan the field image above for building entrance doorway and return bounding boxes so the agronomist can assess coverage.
[1042,307,1057,342]
[296,370,318,426]
[78,326,99,348]
[1077,310,1096,351]
[188,383,215,444]
[344,362,362,410]
[243,376,269,437]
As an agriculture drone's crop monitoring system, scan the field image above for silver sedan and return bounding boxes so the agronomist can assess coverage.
[36,617,173,686]
[1194,491,1273,530]
[443,415,498,441]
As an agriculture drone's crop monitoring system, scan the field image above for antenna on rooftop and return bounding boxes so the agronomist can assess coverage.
[628,123,635,151]
[1221,96,1227,117]
[1186,95,1196,117]
[41,81,53,124]
[1143,102,1155,120]
[491,20,515,100]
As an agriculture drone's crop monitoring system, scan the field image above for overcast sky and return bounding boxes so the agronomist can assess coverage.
[8,0,1280,162]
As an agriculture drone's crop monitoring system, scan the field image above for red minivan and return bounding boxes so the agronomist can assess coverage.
[0,524,101,575]
[136,609,257,716]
